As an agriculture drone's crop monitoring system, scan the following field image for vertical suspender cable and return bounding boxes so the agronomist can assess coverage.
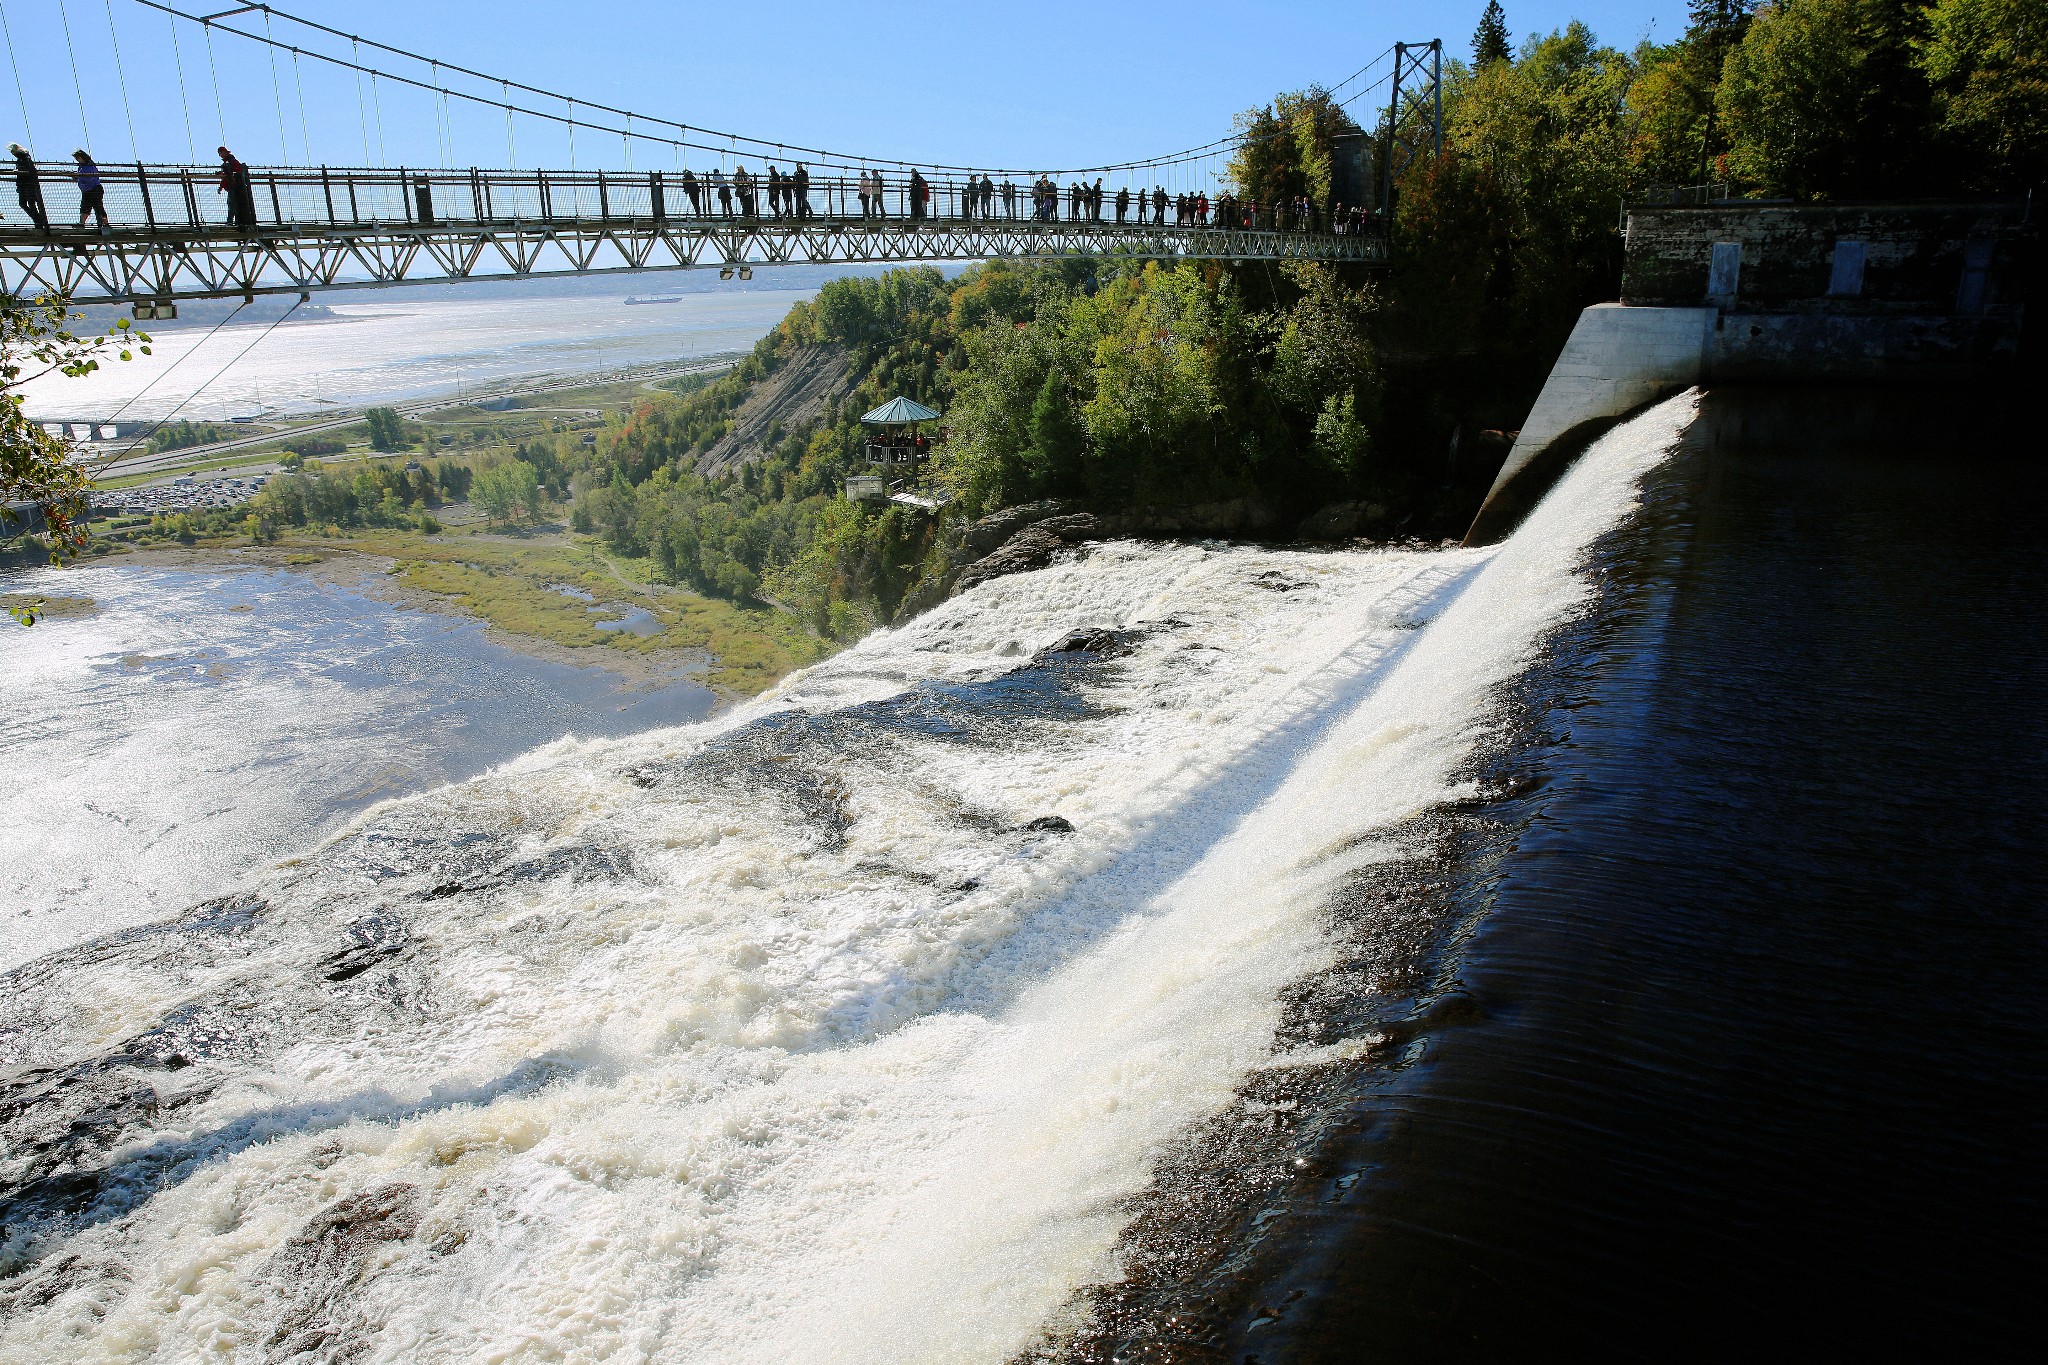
[166,9,195,161]
[352,38,370,165]
[201,18,227,146]
[102,0,140,160]
[57,0,94,148]
[261,9,289,162]
[566,97,575,171]
[291,47,311,164]
[370,70,387,165]
[0,3,36,148]
[502,80,514,168]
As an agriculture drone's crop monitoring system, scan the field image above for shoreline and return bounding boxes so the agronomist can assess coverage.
[72,543,731,699]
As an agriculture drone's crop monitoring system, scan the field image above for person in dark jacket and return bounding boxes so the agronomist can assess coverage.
[793,164,811,220]
[680,167,702,215]
[9,142,47,231]
[216,146,256,229]
[72,150,108,231]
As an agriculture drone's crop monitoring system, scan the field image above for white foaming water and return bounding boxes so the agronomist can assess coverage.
[0,394,1696,1361]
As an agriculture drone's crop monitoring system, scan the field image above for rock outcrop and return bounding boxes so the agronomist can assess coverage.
[695,345,852,478]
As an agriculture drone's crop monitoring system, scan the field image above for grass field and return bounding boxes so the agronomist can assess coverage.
[280,526,830,696]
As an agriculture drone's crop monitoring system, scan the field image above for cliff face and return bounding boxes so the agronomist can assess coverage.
[694,344,853,478]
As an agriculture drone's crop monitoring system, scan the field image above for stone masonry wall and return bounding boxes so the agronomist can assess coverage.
[1620,203,2032,314]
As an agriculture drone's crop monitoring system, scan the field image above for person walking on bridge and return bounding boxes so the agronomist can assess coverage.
[9,143,47,232]
[1001,178,1015,219]
[711,168,731,217]
[216,146,256,231]
[72,150,107,232]
[794,164,811,220]
[1152,186,1167,226]
[980,175,995,219]
[856,169,871,219]
[1114,185,1129,224]
[680,167,703,216]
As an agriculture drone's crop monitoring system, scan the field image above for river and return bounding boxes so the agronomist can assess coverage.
[14,278,827,422]
[1,387,2038,1358]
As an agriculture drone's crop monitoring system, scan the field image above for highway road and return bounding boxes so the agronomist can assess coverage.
[85,355,740,483]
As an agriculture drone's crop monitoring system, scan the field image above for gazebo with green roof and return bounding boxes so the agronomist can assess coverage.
[860,396,942,468]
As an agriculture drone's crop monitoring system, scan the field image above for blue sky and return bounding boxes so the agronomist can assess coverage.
[1,1,1688,174]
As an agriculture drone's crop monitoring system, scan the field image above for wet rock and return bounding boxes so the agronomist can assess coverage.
[951,515,1108,598]
[1022,815,1076,834]
[1295,501,1381,541]
[1040,628,1135,660]
[320,912,410,983]
[265,1182,422,1359]
[956,499,1085,558]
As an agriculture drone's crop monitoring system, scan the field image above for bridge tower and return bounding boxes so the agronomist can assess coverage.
[1379,39,1444,217]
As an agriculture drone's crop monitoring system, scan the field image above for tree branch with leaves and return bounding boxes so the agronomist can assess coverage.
[3,294,151,624]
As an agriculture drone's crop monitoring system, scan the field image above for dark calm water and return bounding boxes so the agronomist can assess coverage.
[1248,387,2047,1357]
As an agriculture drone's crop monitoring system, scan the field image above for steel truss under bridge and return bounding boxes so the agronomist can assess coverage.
[0,163,1387,306]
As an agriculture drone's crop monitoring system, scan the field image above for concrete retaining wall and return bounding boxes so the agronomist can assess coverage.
[1466,201,2035,545]
[1464,304,1711,544]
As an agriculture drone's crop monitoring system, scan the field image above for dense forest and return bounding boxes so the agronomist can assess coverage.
[500,0,2040,638]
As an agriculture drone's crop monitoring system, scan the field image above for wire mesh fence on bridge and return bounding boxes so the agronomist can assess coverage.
[3,162,1390,242]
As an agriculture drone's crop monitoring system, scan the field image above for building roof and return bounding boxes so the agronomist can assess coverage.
[861,396,942,425]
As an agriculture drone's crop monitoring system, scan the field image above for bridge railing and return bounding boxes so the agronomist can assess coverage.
[5,161,1387,241]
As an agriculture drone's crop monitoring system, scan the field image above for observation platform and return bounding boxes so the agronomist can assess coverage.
[0,162,1387,306]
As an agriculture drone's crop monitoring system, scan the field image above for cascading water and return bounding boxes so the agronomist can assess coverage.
[0,394,1700,1361]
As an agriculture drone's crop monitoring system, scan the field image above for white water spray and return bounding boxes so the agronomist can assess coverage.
[0,394,1697,1361]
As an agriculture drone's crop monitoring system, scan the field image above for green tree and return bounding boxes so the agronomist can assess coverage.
[364,406,405,451]
[474,459,540,525]
[1474,1,1513,64]
[1718,0,1938,198]
[3,297,151,621]
[1228,88,1361,209]
[1917,0,2048,191]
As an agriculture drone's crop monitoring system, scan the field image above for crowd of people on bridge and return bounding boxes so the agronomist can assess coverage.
[2,139,1384,241]
[7,141,260,236]
[658,165,1385,236]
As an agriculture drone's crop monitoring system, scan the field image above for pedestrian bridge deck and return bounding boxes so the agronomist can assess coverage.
[3,162,1385,305]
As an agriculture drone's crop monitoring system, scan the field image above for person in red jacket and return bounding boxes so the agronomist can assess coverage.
[216,146,256,230]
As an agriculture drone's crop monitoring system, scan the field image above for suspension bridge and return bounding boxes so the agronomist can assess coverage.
[0,3,1447,310]
[0,159,1395,308]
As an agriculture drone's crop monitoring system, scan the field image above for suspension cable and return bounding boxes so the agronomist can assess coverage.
[201,18,227,145]
[1,2,36,147]
[102,0,142,160]
[128,0,1397,179]
[165,6,195,160]
[97,297,302,469]
[87,300,250,467]
[290,44,311,163]
[352,36,369,165]
[261,8,290,162]
[57,0,94,149]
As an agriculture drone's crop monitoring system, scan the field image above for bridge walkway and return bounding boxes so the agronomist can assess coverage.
[1,162,1387,305]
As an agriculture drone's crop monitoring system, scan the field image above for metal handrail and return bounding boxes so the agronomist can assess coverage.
[4,160,1389,239]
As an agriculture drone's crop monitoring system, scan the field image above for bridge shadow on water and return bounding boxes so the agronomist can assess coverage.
[0,1052,586,1279]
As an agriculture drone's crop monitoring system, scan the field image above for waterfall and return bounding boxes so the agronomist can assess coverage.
[0,393,1698,1361]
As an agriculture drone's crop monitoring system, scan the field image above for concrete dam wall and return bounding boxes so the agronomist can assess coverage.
[1466,201,2036,545]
